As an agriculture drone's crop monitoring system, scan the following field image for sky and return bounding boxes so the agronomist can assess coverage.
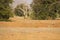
[12,0,33,8]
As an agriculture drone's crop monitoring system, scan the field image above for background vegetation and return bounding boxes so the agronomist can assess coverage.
[31,0,60,20]
[0,0,13,21]
[0,0,60,21]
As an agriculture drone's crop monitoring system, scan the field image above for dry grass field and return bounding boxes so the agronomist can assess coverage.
[0,28,60,40]
[0,20,60,27]
[0,16,60,27]
[0,17,60,40]
[0,16,60,28]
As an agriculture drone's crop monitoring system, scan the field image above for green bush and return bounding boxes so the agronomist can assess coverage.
[0,0,13,21]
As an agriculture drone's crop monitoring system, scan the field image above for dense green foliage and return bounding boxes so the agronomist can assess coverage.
[31,0,60,20]
[14,4,25,16]
[0,0,13,20]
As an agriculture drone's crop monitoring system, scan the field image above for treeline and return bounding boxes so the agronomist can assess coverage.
[0,0,60,21]
[0,0,13,21]
[14,0,60,20]
[31,0,60,20]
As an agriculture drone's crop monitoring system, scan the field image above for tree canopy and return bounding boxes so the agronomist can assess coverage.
[0,0,13,20]
[14,4,26,17]
[31,0,60,20]
[14,3,30,19]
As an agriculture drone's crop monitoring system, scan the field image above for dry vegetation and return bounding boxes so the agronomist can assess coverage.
[0,31,60,40]
[0,17,60,40]
[0,16,60,27]
[0,28,60,40]
[0,20,60,28]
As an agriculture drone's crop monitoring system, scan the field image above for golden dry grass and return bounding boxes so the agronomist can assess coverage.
[0,20,60,27]
[0,28,60,40]
[0,16,60,27]
[0,16,60,40]
[0,16,60,28]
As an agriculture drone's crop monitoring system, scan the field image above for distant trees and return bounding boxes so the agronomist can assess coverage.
[31,0,60,20]
[0,0,13,20]
[14,3,31,19]
[14,4,24,16]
